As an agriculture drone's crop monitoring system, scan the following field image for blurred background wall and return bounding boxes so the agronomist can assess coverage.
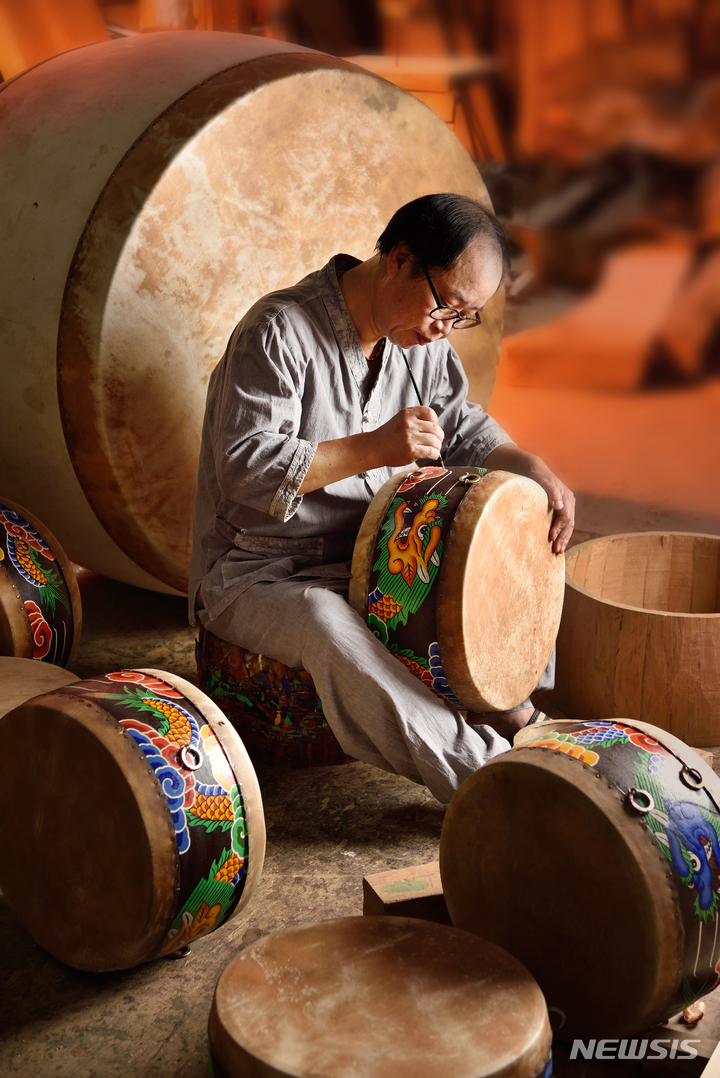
[2,0,719,543]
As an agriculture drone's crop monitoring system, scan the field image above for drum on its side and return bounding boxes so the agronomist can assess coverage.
[208,916,552,1078]
[0,668,265,971]
[349,465,564,712]
[195,625,353,767]
[440,718,720,1038]
[0,497,82,667]
[0,656,79,717]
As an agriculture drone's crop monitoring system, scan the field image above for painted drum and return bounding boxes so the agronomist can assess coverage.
[0,656,79,718]
[555,532,720,746]
[208,916,553,1078]
[0,668,265,971]
[440,717,720,1039]
[195,625,352,768]
[0,497,82,667]
[348,465,565,712]
[0,32,503,596]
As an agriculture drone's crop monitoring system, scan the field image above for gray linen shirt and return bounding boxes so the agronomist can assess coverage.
[189,255,511,625]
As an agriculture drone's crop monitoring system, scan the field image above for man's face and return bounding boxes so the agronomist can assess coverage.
[381,238,503,350]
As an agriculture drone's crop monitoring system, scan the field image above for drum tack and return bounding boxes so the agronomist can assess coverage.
[0,668,265,971]
[440,717,720,1039]
[0,496,81,667]
[208,916,553,1078]
[349,465,565,712]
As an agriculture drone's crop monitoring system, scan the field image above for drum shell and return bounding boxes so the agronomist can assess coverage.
[0,32,503,595]
[349,466,564,711]
[0,496,82,667]
[0,667,264,971]
[440,717,720,1038]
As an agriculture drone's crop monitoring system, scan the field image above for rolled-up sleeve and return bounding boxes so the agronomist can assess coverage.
[430,345,512,465]
[209,317,317,522]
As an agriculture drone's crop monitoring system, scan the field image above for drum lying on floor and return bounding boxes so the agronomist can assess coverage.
[440,717,720,1038]
[208,916,553,1078]
[0,668,265,971]
[0,496,82,667]
[349,465,565,712]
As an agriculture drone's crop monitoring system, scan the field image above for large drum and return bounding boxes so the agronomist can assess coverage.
[349,465,565,712]
[0,31,503,595]
[0,668,264,971]
[0,497,82,667]
[440,717,720,1038]
[0,656,79,717]
[208,917,553,1078]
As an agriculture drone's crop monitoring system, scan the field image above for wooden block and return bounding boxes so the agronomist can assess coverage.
[362,862,450,925]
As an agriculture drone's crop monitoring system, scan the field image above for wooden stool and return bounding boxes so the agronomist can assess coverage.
[196,625,353,768]
[208,916,553,1078]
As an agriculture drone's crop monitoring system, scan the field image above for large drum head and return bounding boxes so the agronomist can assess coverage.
[209,916,551,1078]
[440,745,684,1038]
[1,33,502,593]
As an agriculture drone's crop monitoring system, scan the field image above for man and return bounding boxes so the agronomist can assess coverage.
[189,193,575,803]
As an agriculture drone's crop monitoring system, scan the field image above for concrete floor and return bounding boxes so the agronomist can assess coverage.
[2,379,719,1077]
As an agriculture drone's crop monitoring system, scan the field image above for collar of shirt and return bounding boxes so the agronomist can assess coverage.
[318,253,380,402]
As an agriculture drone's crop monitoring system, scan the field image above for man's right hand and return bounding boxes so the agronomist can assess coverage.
[371,406,444,467]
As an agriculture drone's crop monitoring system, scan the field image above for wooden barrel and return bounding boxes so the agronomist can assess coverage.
[440,717,720,1038]
[195,625,353,767]
[208,916,553,1078]
[0,31,503,596]
[0,496,82,667]
[349,465,565,712]
[0,668,265,971]
[0,656,79,717]
[555,532,720,746]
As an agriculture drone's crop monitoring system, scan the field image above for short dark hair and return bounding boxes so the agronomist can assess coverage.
[376,192,510,280]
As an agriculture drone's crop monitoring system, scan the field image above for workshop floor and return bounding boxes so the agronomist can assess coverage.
[2,378,719,1078]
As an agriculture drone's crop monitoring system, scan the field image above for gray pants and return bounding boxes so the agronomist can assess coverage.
[199,573,553,804]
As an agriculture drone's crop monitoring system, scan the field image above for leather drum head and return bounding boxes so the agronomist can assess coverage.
[439,749,683,1039]
[209,916,552,1078]
[0,656,79,718]
[0,692,177,971]
[437,472,565,712]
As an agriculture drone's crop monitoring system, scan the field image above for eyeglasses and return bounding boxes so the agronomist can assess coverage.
[421,263,482,330]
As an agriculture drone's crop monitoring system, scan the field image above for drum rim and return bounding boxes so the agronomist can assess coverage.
[209,914,552,1078]
[440,747,685,1037]
[348,466,414,619]
[0,495,83,667]
[0,563,32,658]
[437,471,563,712]
[138,668,266,922]
[0,690,178,970]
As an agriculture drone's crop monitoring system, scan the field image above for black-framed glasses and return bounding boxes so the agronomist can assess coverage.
[421,263,482,330]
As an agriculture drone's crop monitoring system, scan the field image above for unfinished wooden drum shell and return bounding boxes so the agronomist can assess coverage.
[440,717,720,1039]
[0,496,82,667]
[0,31,503,595]
[349,465,564,712]
[555,532,720,746]
[208,916,553,1078]
[0,668,265,971]
[0,656,79,718]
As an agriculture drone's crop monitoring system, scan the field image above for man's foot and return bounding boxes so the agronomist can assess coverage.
[467,705,545,742]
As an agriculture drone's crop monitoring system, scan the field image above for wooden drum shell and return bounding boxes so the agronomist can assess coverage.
[555,532,720,746]
[0,496,82,667]
[0,32,503,594]
[350,466,564,712]
[0,668,265,971]
[440,718,720,1038]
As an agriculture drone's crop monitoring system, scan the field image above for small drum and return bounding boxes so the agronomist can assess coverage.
[0,668,265,971]
[0,496,81,667]
[0,656,79,717]
[208,916,553,1078]
[349,466,564,712]
[440,718,720,1038]
[196,625,353,767]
